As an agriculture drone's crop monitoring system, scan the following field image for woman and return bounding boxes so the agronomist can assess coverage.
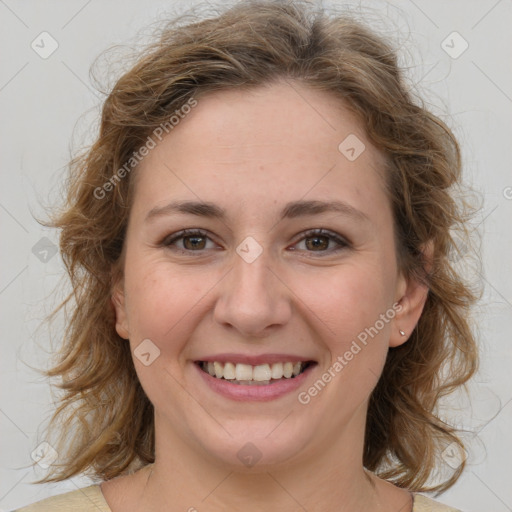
[15,1,478,510]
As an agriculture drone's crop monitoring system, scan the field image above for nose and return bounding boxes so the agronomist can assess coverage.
[213,246,292,339]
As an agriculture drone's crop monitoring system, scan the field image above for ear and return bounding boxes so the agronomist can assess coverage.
[111,275,130,340]
[389,242,432,348]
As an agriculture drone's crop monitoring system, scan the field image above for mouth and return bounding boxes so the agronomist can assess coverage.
[195,360,316,386]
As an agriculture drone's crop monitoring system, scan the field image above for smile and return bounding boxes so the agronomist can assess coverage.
[197,360,314,385]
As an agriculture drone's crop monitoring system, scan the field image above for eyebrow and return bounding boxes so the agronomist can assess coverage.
[145,199,370,224]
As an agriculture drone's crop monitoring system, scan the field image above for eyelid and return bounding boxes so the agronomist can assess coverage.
[162,227,350,256]
[289,228,350,254]
[162,228,217,250]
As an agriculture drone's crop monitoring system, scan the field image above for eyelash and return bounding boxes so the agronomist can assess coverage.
[161,228,350,257]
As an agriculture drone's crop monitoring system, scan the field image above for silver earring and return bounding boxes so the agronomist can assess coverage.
[399,329,406,336]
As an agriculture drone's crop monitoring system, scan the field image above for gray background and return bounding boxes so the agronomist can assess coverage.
[1,0,511,510]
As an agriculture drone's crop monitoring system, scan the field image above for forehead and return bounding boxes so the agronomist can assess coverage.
[131,80,389,222]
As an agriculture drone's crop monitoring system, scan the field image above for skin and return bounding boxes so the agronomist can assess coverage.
[105,79,429,512]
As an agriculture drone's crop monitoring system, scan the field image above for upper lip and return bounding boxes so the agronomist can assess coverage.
[195,353,316,366]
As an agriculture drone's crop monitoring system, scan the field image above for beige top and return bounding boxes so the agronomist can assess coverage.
[13,485,462,511]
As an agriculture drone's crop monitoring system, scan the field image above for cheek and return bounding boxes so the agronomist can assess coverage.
[295,262,394,357]
[123,256,220,347]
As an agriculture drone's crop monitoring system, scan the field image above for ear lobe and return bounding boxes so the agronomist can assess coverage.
[389,289,428,348]
[390,242,432,348]
[111,280,130,340]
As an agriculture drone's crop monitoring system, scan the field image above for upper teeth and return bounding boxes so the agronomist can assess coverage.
[202,361,305,381]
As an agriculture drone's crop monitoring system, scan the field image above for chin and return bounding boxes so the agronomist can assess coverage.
[191,420,313,472]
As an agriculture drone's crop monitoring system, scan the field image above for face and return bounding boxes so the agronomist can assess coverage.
[112,80,427,471]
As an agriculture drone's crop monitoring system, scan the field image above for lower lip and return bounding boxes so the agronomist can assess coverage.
[194,362,316,402]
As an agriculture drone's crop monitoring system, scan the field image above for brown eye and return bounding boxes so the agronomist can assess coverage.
[163,229,216,253]
[292,229,350,255]
[304,235,330,251]
[182,234,207,250]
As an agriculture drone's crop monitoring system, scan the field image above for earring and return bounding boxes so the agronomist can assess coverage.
[399,329,406,336]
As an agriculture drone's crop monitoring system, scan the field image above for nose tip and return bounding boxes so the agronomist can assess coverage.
[212,251,292,338]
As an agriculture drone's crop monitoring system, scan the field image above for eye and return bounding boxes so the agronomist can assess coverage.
[290,229,350,255]
[162,229,218,253]
[161,228,350,256]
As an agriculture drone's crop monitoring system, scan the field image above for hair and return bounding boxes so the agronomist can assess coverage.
[38,0,479,493]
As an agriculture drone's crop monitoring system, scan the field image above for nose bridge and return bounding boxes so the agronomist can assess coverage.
[213,241,291,337]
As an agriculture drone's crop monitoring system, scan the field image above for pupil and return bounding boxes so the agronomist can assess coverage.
[184,236,205,250]
[306,236,328,250]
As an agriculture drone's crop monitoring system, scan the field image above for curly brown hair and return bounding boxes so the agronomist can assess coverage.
[38,0,479,493]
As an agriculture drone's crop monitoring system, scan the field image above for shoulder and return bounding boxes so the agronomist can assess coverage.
[12,485,111,512]
[413,494,463,512]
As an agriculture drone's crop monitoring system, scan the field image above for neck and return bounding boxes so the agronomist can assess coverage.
[137,411,387,512]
